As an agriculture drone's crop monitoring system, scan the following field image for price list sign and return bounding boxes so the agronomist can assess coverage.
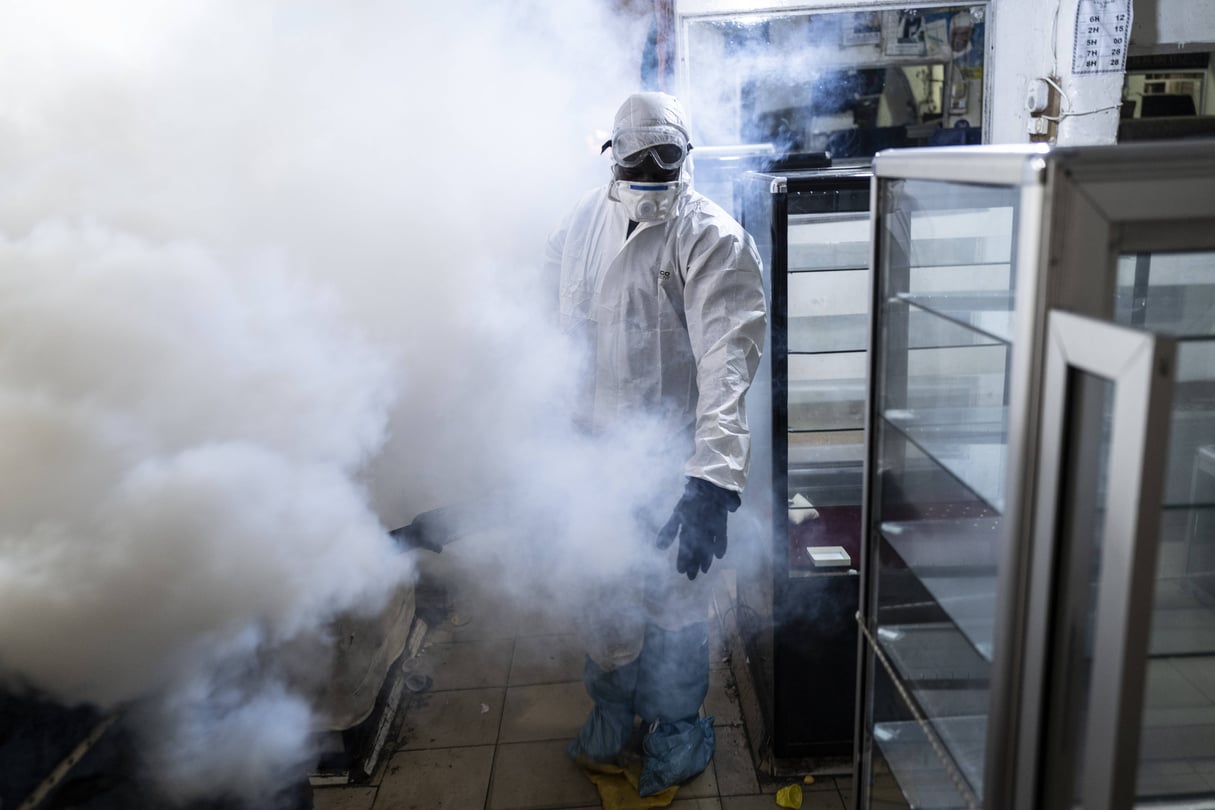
[1072,0,1133,75]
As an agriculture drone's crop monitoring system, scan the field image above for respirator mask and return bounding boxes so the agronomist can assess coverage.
[602,108,692,224]
[608,178,688,223]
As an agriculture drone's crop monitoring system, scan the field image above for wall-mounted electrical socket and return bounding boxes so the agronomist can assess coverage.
[1026,78,1051,115]
[1027,117,1051,136]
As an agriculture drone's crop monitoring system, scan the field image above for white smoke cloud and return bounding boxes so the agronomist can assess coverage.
[139,674,318,808]
[0,0,653,804]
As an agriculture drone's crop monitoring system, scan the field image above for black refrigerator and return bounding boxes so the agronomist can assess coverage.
[733,161,873,762]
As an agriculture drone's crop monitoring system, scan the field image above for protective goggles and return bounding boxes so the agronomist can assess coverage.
[601,125,690,170]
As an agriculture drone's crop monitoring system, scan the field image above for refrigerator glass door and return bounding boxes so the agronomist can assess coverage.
[865,176,1019,806]
[1114,250,1215,804]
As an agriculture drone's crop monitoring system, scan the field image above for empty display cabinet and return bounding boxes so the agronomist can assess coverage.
[854,141,1215,810]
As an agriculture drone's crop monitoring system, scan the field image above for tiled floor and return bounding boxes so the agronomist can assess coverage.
[310,552,851,810]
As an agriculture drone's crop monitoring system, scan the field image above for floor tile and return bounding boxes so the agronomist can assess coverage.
[513,603,581,637]
[423,558,526,642]
[445,600,528,642]
[312,786,376,810]
[499,681,592,743]
[721,796,784,810]
[488,740,601,810]
[302,543,861,810]
[509,634,586,685]
[678,759,720,798]
[421,625,457,645]
[415,638,514,691]
[709,618,731,670]
[372,746,493,810]
[712,726,759,796]
[398,687,505,750]
[704,669,744,727]
[804,774,844,792]
[806,789,847,809]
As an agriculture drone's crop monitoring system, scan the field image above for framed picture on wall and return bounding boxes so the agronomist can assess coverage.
[884,10,927,56]
[842,11,882,47]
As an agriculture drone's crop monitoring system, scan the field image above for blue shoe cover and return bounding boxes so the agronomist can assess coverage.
[567,702,635,764]
[637,717,715,796]
[568,656,639,764]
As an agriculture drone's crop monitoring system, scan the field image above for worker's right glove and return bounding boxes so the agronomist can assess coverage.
[656,478,741,581]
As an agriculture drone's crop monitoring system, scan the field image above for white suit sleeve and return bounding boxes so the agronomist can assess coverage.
[680,220,767,493]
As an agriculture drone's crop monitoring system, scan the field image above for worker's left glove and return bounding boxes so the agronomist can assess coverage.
[656,478,741,581]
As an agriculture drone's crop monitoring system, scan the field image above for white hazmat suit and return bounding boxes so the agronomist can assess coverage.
[544,92,766,796]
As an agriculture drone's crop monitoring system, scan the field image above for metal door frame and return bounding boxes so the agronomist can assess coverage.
[1024,310,1176,810]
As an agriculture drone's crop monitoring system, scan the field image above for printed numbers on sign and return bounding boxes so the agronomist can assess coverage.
[1072,0,1133,75]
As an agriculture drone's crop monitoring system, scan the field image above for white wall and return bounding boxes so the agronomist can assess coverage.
[987,0,1215,145]
[1132,0,1215,49]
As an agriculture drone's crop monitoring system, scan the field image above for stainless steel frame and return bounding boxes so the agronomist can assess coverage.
[1028,312,1176,810]
[1012,144,1215,810]
[857,146,1055,810]
[855,140,1215,810]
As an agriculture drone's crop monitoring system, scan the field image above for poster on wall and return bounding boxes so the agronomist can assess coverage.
[1072,0,1132,75]
[923,7,985,77]
[884,10,926,56]
[842,11,882,47]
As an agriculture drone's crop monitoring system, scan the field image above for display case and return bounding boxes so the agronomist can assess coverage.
[854,142,1215,810]
[735,162,872,761]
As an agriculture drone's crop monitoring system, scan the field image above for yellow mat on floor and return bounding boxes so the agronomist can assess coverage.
[576,757,679,810]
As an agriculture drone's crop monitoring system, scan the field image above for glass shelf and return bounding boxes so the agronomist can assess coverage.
[788,429,864,559]
[1117,250,1215,338]
[883,407,1009,513]
[790,309,1008,356]
[907,245,1011,271]
[1147,576,1215,657]
[868,648,986,809]
[789,244,869,273]
[905,577,996,654]
[788,351,867,432]
[789,314,870,355]
[882,532,998,662]
[897,179,1020,219]
[908,264,1014,297]
[881,517,1003,569]
[1122,296,1215,339]
[878,623,991,686]
[873,716,985,807]
[788,207,870,273]
[789,381,866,432]
[787,270,869,349]
[897,291,1016,345]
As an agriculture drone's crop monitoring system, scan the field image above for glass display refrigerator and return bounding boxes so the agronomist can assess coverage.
[853,141,1215,810]
[734,161,873,762]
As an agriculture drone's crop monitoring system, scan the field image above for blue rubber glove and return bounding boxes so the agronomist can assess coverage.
[656,478,741,580]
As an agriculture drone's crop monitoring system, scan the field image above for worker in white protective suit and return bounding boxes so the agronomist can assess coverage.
[544,92,766,796]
